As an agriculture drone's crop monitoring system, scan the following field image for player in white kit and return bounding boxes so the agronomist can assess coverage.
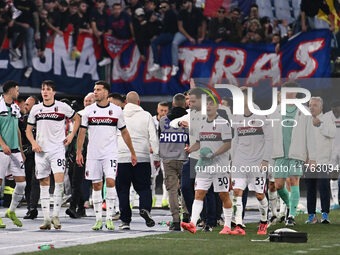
[76,81,137,231]
[230,88,272,235]
[26,80,80,230]
[181,96,233,235]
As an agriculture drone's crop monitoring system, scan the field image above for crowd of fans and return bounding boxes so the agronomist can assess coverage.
[0,0,338,78]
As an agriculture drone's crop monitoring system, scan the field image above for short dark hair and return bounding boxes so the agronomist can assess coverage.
[108,92,124,103]
[331,99,340,108]
[29,95,39,104]
[173,93,186,108]
[222,97,233,108]
[207,95,219,104]
[158,101,169,107]
[231,7,240,13]
[42,80,56,91]
[60,98,72,106]
[2,80,19,94]
[251,3,258,9]
[113,3,121,7]
[95,80,110,92]
[69,1,79,7]
[188,87,204,99]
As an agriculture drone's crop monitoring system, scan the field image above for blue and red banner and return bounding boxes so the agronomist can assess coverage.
[0,29,332,97]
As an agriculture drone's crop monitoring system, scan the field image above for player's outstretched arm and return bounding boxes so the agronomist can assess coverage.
[76,127,86,166]
[26,125,42,153]
[64,113,81,146]
[121,128,137,166]
[187,142,200,154]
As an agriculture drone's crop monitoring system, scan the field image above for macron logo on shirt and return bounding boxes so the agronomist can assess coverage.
[88,117,118,126]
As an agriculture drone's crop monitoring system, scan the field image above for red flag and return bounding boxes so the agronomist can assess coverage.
[103,34,133,59]
[204,0,232,17]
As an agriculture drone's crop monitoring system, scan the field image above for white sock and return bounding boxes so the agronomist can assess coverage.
[279,198,286,215]
[258,197,268,222]
[151,177,156,198]
[162,183,168,201]
[234,196,243,225]
[9,181,26,212]
[93,190,103,221]
[106,187,115,221]
[40,185,50,221]
[53,183,64,217]
[330,180,339,205]
[191,200,203,225]
[113,188,119,212]
[223,208,232,228]
[268,191,278,217]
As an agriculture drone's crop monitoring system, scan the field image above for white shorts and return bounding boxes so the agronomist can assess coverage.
[195,174,231,193]
[35,150,66,179]
[85,158,117,182]
[0,152,25,179]
[231,161,267,194]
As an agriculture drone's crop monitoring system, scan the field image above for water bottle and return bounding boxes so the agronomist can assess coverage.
[38,244,54,250]
[158,221,167,226]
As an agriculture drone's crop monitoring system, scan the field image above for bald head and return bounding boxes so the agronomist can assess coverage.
[84,92,95,107]
[126,91,140,105]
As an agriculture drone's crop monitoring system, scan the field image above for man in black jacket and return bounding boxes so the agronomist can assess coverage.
[20,96,40,219]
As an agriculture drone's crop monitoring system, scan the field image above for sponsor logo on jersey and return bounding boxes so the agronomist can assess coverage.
[88,117,118,126]
[335,121,340,128]
[199,132,222,141]
[35,112,65,121]
[160,132,188,143]
[237,126,264,136]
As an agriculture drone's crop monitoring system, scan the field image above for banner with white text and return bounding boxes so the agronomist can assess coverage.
[0,29,332,97]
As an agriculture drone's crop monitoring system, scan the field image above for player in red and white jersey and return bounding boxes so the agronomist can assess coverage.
[230,88,272,235]
[329,100,340,209]
[76,81,137,231]
[26,80,80,230]
[181,96,233,235]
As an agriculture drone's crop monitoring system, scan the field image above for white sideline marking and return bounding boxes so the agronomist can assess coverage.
[293,251,308,254]
[1,223,93,235]
[0,233,111,251]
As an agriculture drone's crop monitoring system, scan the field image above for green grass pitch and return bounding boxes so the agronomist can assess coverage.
[21,210,340,255]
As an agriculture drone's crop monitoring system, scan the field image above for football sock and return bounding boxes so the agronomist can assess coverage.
[113,188,119,212]
[191,200,203,225]
[53,183,63,217]
[40,185,51,221]
[277,187,290,208]
[235,196,243,226]
[330,180,339,205]
[289,185,300,217]
[223,208,232,228]
[258,197,268,222]
[9,181,26,212]
[106,187,115,221]
[268,190,278,217]
[93,190,103,221]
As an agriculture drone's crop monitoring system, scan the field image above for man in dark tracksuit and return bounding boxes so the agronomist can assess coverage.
[20,96,40,219]
[159,93,189,231]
